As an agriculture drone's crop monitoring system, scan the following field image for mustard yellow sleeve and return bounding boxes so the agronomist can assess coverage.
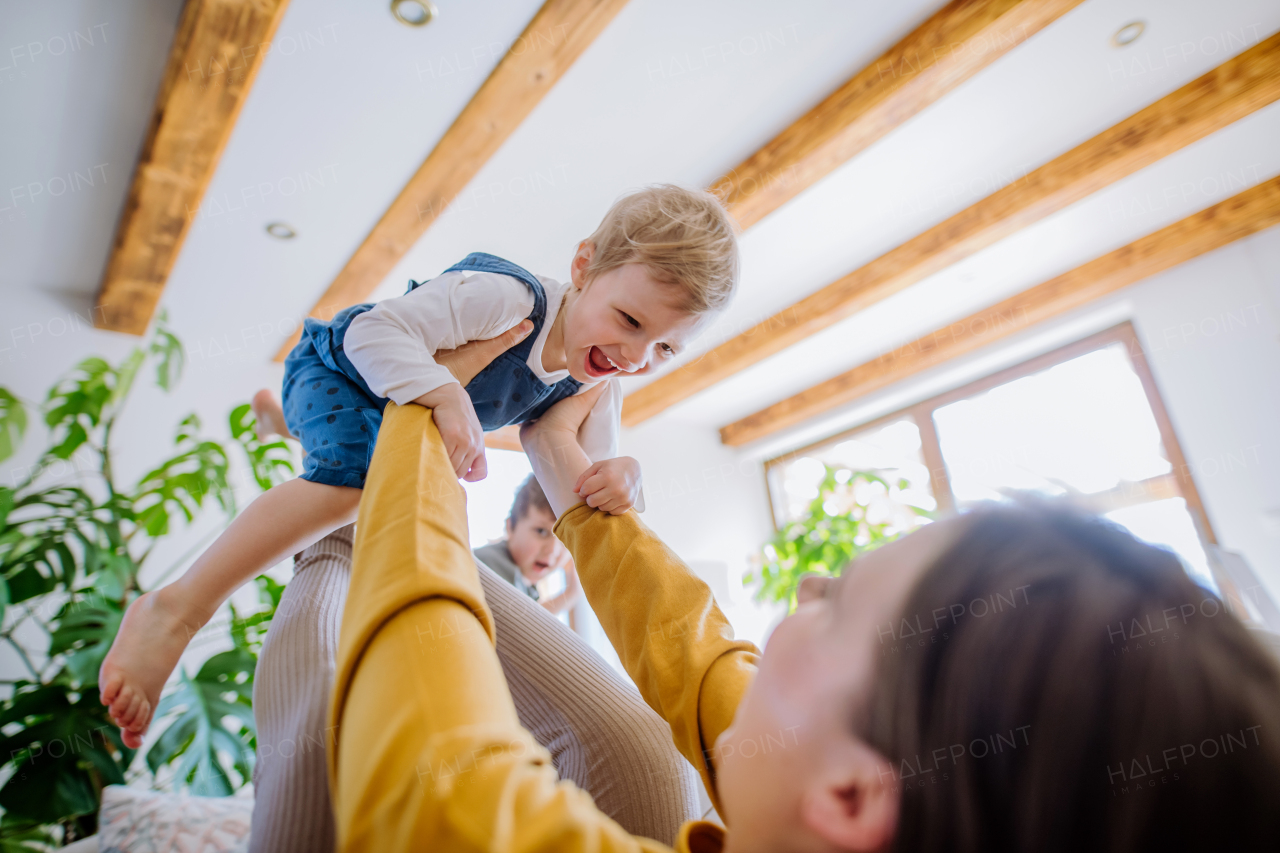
[327,404,685,852]
[555,506,760,812]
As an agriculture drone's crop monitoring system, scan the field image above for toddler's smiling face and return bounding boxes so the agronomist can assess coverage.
[558,244,709,384]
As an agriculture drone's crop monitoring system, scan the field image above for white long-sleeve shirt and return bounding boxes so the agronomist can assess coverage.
[343,270,625,466]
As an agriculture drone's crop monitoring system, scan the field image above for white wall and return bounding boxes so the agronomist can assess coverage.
[1127,227,1280,601]
[618,416,784,648]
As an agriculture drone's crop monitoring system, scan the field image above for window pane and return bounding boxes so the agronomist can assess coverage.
[768,418,936,528]
[933,345,1170,500]
[461,448,533,548]
[931,343,1213,589]
[1105,498,1213,589]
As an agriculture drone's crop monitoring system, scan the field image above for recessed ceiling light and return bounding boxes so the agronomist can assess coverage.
[265,222,297,240]
[1110,20,1145,48]
[391,0,437,27]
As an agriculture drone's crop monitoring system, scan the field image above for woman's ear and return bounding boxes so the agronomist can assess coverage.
[570,241,594,289]
[800,741,898,851]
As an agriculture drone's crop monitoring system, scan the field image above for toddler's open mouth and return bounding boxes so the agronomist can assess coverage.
[585,345,619,378]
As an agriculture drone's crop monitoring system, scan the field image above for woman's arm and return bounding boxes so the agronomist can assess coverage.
[330,404,672,851]
[521,398,759,812]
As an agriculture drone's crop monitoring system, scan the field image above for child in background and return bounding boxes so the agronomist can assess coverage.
[100,184,739,746]
[475,474,582,616]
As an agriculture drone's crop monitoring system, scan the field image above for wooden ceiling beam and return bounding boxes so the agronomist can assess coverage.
[274,0,630,362]
[625,33,1280,426]
[719,175,1280,447]
[714,0,1086,230]
[485,425,524,452]
[94,0,291,335]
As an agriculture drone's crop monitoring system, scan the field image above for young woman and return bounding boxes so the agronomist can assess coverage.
[327,382,1280,851]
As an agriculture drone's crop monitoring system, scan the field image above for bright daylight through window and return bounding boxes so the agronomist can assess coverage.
[933,344,1213,589]
[768,332,1217,593]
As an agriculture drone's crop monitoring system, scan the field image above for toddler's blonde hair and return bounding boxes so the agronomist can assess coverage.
[583,184,739,313]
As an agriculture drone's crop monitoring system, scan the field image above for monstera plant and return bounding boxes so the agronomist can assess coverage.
[748,463,933,612]
[0,316,293,845]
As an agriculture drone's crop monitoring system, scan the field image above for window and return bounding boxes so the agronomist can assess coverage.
[766,416,935,537]
[462,448,533,548]
[766,324,1220,591]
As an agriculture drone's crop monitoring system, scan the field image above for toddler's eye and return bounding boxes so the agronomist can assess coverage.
[659,343,674,356]
[621,311,640,328]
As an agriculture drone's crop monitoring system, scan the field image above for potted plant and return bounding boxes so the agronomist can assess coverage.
[0,317,292,845]
[748,463,932,611]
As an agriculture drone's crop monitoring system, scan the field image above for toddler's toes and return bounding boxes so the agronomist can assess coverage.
[100,671,122,706]
[107,684,132,725]
[130,699,153,735]
[121,690,147,731]
[251,388,290,439]
[121,728,144,750]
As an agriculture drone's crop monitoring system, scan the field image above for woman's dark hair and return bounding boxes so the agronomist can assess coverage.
[863,502,1280,853]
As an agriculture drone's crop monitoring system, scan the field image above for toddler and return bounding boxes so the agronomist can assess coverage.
[100,184,739,746]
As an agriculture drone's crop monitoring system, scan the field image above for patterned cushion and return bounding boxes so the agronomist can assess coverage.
[97,785,253,853]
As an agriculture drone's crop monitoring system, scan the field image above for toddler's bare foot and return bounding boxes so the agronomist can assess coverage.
[251,388,293,441]
[99,587,205,749]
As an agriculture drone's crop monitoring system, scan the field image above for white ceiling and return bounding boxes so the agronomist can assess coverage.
[2,0,1277,457]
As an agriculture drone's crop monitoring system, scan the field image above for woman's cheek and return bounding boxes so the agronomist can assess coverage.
[753,624,823,731]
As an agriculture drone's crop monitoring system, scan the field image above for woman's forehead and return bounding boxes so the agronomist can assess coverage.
[835,516,970,614]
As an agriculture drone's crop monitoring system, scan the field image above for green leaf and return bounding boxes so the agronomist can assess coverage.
[45,357,111,428]
[0,389,27,464]
[0,815,60,853]
[48,594,124,688]
[146,648,256,795]
[82,548,135,600]
[751,464,933,611]
[229,574,284,653]
[149,310,186,392]
[3,533,72,604]
[41,356,110,463]
[107,349,145,410]
[129,416,233,540]
[229,403,296,491]
[47,423,87,461]
[0,685,130,825]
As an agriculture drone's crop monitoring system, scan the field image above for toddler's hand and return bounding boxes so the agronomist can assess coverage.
[414,383,487,481]
[573,456,642,515]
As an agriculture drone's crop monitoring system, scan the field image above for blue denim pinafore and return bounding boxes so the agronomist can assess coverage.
[281,253,582,489]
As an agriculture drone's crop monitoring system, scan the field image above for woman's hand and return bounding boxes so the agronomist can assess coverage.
[433,320,533,387]
[519,382,608,445]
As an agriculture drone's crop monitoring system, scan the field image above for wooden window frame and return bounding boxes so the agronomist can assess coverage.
[764,322,1217,552]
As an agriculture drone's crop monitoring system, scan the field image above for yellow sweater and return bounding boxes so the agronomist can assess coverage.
[328,403,760,851]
